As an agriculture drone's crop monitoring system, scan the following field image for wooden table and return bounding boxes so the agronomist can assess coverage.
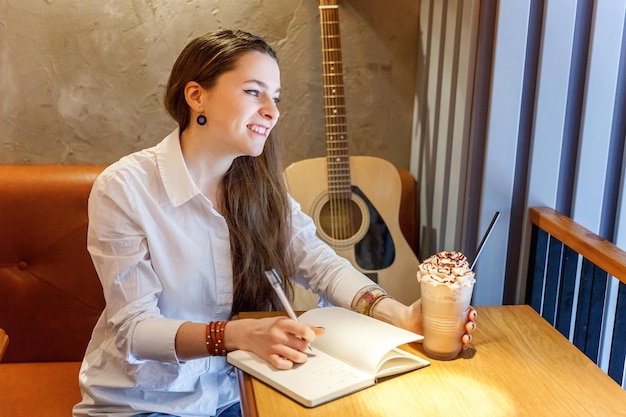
[236,305,626,417]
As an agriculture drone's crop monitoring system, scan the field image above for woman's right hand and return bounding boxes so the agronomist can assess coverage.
[225,316,323,369]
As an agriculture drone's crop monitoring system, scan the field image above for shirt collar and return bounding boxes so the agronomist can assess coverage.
[156,128,201,207]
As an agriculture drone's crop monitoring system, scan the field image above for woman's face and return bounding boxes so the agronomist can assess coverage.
[202,50,281,158]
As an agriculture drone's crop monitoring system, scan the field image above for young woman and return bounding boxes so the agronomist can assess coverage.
[73,29,475,417]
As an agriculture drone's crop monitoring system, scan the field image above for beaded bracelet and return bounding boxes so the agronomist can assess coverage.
[352,285,393,316]
[205,321,228,356]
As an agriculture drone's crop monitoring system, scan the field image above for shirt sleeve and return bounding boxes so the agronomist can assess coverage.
[288,198,374,308]
[87,168,184,364]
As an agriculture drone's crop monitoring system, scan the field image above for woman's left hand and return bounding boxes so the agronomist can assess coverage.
[461,307,477,349]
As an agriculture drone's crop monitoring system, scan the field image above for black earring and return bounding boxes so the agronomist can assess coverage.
[197,115,207,126]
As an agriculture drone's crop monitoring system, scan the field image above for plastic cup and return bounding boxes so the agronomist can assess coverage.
[419,276,475,360]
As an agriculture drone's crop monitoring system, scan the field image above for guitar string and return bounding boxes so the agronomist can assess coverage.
[323,8,343,240]
[321,6,353,242]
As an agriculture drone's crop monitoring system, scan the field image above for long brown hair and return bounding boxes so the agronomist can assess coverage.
[164,29,295,315]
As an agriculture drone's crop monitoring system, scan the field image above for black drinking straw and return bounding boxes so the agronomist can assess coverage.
[470,211,500,270]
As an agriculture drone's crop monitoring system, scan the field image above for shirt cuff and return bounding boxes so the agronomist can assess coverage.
[132,317,187,364]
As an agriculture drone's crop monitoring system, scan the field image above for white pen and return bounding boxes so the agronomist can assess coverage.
[264,268,312,351]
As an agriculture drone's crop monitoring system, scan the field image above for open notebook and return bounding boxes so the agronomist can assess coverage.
[227,306,429,407]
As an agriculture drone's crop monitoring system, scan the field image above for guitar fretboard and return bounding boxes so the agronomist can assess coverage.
[319,1,351,199]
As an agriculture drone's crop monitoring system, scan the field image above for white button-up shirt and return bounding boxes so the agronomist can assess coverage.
[73,129,373,417]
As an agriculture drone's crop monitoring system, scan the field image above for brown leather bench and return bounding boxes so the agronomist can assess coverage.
[0,165,106,417]
[0,164,417,416]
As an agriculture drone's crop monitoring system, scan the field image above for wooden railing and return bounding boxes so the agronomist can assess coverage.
[526,207,626,388]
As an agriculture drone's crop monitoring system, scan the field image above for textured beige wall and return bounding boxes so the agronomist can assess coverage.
[0,0,419,168]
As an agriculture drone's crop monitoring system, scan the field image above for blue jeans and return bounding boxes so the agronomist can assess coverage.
[134,402,241,417]
[217,403,242,417]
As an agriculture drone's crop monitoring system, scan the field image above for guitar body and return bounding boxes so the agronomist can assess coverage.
[285,156,420,305]
[287,0,420,308]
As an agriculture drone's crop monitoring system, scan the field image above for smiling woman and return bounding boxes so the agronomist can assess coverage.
[72,30,303,417]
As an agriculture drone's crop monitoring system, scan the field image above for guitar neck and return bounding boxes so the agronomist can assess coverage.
[319,0,351,198]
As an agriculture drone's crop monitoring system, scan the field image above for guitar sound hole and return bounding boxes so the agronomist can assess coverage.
[318,199,363,240]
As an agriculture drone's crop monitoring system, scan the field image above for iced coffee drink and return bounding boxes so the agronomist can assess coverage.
[417,251,475,360]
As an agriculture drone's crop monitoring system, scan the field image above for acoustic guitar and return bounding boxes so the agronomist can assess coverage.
[284,0,420,305]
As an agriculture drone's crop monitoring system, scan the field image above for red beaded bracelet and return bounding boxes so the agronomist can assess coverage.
[205,321,228,356]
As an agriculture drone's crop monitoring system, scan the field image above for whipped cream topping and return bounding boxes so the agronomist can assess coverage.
[417,251,475,286]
